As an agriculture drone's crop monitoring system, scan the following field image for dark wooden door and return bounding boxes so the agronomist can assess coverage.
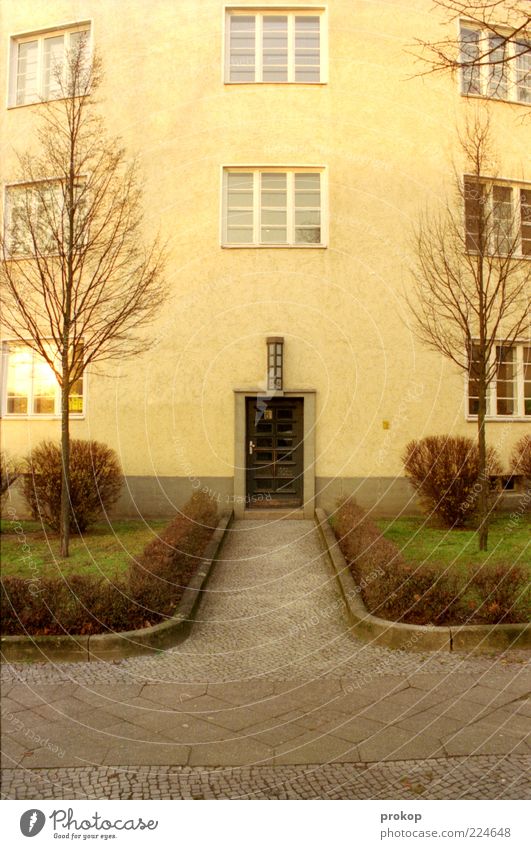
[246,397,303,507]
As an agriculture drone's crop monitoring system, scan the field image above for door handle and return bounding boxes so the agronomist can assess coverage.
[249,440,255,455]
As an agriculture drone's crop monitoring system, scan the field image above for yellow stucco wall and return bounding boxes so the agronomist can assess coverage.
[1,0,529,491]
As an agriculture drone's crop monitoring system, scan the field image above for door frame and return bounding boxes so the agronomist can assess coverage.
[233,389,316,518]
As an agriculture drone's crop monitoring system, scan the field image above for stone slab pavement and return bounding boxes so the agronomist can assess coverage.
[2,519,530,799]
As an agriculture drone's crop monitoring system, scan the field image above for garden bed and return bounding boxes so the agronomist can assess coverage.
[1,493,220,637]
[331,501,530,627]
[0,519,168,579]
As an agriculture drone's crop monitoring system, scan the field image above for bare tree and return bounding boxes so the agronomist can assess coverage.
[407,114,531,550]
[413,1,530,99]
[1,38,166,556]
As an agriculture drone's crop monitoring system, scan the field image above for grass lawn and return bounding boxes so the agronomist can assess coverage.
[0,518,169,580]
[375,515,531,577]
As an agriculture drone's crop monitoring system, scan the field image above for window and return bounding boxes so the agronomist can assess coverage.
[223,168,325,246]
[225,9,324,83]
[459,23,530,103]
[467,342,531,417]
[463,178,530,256]
[267,337,284,391]
[2,342,84,417]
[9,23,90,106]
[4,180,86,257]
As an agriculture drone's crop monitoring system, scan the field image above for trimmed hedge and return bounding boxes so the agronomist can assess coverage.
[511,435,531,480]
[332,498,529,626]
[1,493,218,636]
[23,439,123,532]
[402,435,501,528]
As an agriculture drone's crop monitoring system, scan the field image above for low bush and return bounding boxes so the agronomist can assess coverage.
[22,439,123,532]
[511,435,531,480]
[1,492,219,636]
[1,452,21,515]
[332,498,529,625]
[402,435,501,528]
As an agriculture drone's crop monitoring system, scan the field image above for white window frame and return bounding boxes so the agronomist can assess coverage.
[223,6,327,84]
[1,340,86,419]
[458,20,530,105]
[221,165,328,247]
[463,175,531,259]
[466,341,531,421]
[3,177,88,259]
[7,21,92,108]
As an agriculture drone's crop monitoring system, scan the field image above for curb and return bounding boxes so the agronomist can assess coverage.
[315,508,530,654]
[1,512,233,664]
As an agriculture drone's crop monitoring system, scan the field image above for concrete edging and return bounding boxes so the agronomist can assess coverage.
[315,508,530,654]
[1,512,233,664]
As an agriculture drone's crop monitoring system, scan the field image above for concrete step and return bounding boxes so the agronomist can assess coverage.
[243,509,306,520]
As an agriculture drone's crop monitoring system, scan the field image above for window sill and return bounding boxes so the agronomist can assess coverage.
[222,243,327,249]
[2,414,85,421]
[461,92,530,108]
[465,250,531,261]
[466,415,530,422]
[7,93,89,111]
[224,81,326,86]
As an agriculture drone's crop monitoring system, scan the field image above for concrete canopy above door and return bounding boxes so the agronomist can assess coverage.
[233,390,316,519]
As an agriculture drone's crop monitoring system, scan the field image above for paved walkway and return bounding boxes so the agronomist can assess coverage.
[2,519,530,799]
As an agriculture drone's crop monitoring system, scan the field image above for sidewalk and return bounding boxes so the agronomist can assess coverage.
[2,519,530,799]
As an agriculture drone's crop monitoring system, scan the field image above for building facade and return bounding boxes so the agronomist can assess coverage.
[1,0,530,518]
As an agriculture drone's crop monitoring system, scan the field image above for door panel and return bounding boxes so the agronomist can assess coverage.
[246,397,303,507]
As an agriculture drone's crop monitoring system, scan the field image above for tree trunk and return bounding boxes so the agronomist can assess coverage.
[60,381,71,557]
[477,383,489,551]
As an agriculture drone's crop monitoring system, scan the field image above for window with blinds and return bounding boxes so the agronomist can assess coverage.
[464,179,531,257]
[9,24,90,106]
[459,23,530,104]
[223,169,324,247]
[467,342,531,418]
[226,9,324,83]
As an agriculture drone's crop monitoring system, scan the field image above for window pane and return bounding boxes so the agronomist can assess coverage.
[295,209,320,226]
[6,345,32,414]
[227,172,254,243]
[487,35,508,99]
[228,209,253,226]
[7,187,32,255]
[261,209,287,226]
[468,343,482,414]
[230,15,255,82]
[524,347,531,415]
[263,16,287,82]
[515,42,531,103]
[68,343,84,414]
[295,17,320,83]
[69,29,90,55]
[32,355,57,414]
[464,179,484,251]
[496,346,516,415]
[261,172,287,243]
[43,35,64,99]
[492,185,513,254]
[227,227,254,243]
[521,190,531,256]
[262,228,287,243]
[16,40,38,105]
[294,173,321,243]
[295,69,320,82]
[295,227,321,244]
[460,27,481,94]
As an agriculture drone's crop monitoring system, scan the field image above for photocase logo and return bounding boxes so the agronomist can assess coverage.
[20,809,46,837]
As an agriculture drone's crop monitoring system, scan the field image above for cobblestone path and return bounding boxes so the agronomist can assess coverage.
[2,520,530,799]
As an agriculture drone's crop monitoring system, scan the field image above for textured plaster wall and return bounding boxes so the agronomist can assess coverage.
[1,0,529,495]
